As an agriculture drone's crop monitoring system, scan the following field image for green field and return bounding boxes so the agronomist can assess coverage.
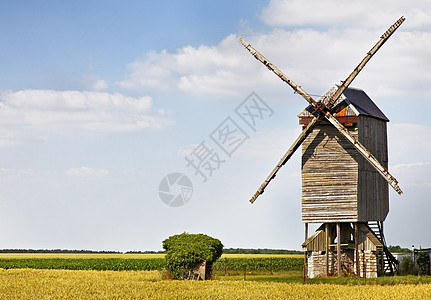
[0,253,430,299]
[0,253,303,274]
[0,253,301,259]
[0,253,165,259]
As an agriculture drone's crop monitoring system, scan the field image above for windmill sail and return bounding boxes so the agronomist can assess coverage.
[240,17,405,203]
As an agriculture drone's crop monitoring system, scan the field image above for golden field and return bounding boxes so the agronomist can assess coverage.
[0,269,430,299]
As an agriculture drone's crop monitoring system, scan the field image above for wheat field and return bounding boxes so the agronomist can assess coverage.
[0,269,430,299]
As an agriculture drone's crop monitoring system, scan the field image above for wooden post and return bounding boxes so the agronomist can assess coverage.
[363,250,366,280]
[325,223,329,276]
[380,221,384,275]
[355,223,360,277]
[337,222,341,277]
[304,223,308,280]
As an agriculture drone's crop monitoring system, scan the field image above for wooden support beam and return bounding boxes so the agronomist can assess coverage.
[384,221,386,275]
[355,223,360,277]
[304,223,308,280]
[325,223,329,276]
[363,250,367,279]
[337,222,341,277]
[329,244,349,247]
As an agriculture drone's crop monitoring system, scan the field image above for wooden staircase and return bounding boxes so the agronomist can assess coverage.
[367,221,399,275]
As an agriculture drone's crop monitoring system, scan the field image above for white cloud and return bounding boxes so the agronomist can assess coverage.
[118,15,430,107]
[237,28,431,105]
[65,167,109,177]
[387,123,431,190]
[118,34,273,97]
[0,168,35,177]
[0,89,172,147]
[260,0,430,30]
[118,168,146,176]
[0,167,145,180]
[392,162,430,170]
[389,123,431,161]
[177,143,199,157]
[88,77,109,91]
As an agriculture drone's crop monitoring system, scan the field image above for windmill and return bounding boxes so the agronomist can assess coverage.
[239,17,405,278]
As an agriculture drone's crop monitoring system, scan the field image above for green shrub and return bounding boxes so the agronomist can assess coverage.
[162,233,223,279]
[416,252,430,275]
[399,256,417,275]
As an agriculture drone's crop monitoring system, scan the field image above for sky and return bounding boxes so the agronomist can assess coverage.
[0,0,430,252]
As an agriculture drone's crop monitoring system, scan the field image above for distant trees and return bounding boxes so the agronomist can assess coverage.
[387,245,412,253]
[223,248,302,255]
[0,249,121,254]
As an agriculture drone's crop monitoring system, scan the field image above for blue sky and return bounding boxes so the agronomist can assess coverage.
[0,0,430,251]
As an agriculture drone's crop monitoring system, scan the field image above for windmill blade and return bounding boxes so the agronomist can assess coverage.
[238,37,327,203]
[238,37,319,107]
[250,117,320,203]
[327,16,405,108]
[322,111,403,195]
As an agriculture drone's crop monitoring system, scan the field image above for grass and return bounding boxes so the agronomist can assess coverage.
[218,272,431,285]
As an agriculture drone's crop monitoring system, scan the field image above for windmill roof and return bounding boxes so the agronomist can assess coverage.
[298,87,389,122]
[342,87,389,121]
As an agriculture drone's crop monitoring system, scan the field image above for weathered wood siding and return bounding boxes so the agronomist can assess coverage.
[301,116,389,223]
[302,228,325,252]
[357,116,389,221]
[302,124,359,222]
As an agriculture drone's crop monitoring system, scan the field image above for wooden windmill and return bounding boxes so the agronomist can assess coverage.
[239,17,405,278]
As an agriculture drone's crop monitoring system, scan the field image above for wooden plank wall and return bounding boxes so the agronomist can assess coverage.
[302,124,359,222]
[302,228,325,252]
[357,116,389,221]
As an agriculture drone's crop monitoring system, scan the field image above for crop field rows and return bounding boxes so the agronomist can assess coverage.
[1,268,431,299]
[0,254,430,299]
[0,254,304,274]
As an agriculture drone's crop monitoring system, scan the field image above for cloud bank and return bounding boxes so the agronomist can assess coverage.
[118,11,430,105]
[260,0,430,30]
[0,90,172,147]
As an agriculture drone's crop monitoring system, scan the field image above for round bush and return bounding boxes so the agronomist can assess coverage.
[162,233,223,279]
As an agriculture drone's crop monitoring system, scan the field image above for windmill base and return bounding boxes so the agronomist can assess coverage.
[302,222,397,278]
